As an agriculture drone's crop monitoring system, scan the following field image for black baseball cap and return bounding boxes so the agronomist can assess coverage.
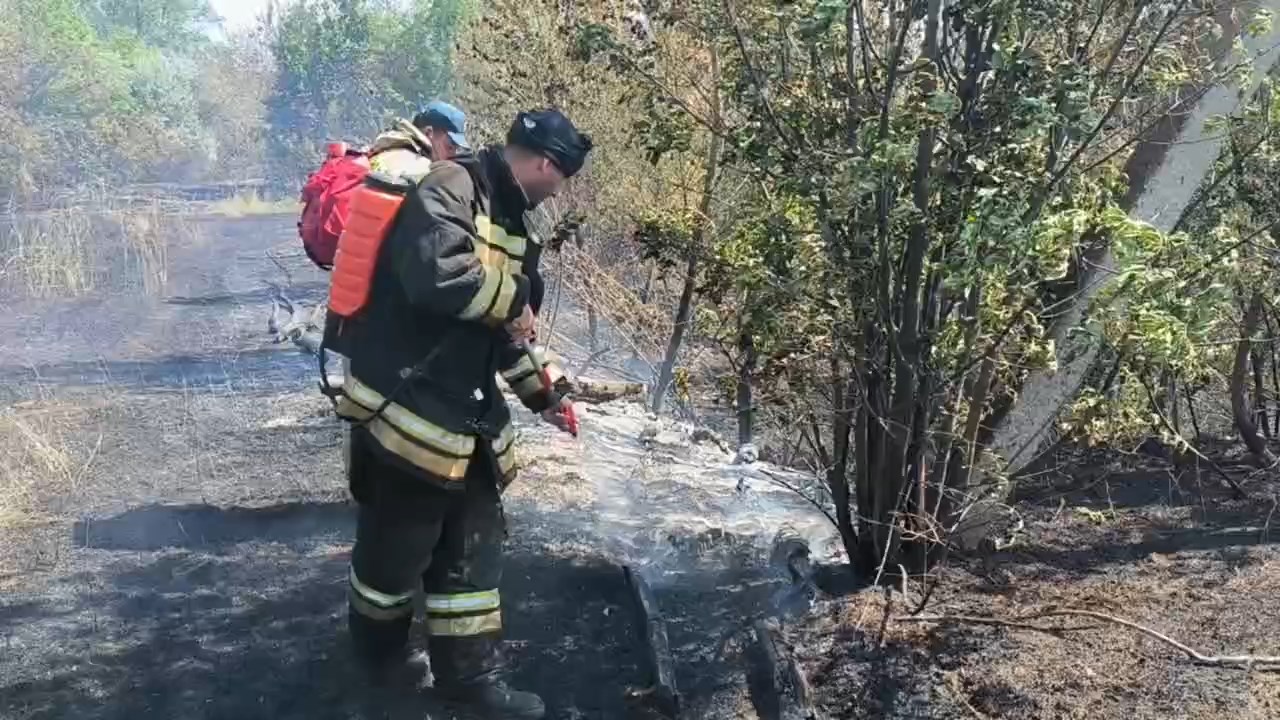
[507,109,593,177]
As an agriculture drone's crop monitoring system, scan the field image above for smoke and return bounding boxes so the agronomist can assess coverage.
[571,401,839,592]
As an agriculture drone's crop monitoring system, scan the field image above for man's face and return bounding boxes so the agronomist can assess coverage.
[425,128,458,161]
[515,156,567,207]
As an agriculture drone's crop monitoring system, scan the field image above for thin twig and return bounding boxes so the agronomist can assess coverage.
[1139,376,1248,499]
[899,609,1280,668]
[758,468,839,527]
[1263,494,1277,544]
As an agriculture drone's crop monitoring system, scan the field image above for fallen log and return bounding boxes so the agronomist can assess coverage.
[622,565,680,718]
[747,620,820,720]
[571,377,646,404]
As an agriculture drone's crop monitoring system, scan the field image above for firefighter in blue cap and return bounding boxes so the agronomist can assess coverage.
[365,99,471,183]
[338,109,593,719]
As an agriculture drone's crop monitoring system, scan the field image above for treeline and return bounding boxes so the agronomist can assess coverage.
[0,0,467,200]
[450,0,1280,575]
[10,0,1280,574]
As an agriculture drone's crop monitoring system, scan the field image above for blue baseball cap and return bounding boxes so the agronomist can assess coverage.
[414,100,470,150]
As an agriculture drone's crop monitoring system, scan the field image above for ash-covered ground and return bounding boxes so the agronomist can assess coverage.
[0,216,841,720]
[4,215,1278,720]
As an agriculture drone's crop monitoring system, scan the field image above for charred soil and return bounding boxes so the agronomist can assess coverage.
[788,454,1280,719]
[3,217,1277,720]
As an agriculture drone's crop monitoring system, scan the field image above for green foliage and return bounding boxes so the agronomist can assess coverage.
[82,0,215,49]
[265,0,469,188]
[1060,79,1280,444]
[0,0,271,195]
[544,0,1253,567]
[633,209,699,270]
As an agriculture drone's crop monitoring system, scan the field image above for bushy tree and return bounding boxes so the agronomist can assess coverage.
[567,0,1267,576]
[264,0,468,189]
[0,0,272,196]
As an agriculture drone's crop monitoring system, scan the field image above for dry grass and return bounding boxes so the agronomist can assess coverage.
[206,190,299,218]
[0,200,191,298]
[788,461,1280,720]
[0,400,91,529]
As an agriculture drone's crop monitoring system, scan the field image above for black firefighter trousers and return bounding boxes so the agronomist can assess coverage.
[345,426,509,686]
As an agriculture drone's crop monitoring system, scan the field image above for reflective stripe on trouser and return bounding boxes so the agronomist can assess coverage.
[349,567,414,621]
[347,429,509,662]
[424,589,502,636]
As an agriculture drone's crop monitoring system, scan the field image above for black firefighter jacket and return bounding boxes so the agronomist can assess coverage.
[337,146,565,488]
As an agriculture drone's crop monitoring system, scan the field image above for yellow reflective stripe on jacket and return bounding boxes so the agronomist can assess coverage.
[426,612,502,637]
[474,214,527,275]
[500,346,565,405]
[458,265,516,326]
[493,423,517,476]
[500,351,540,382]
[336,396,472,480]
[500,346,560,384]
[492,422,515,455]
[424,590,500,615]
[508,374,544,400]
[456,264,498,321]
[364,415,471,480]
[496,447,516,476]
[343,377,474,457]
[474,214,528,261]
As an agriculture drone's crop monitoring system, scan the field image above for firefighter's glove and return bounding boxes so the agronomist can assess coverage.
[506,304,536,343]
[541,396,577,435]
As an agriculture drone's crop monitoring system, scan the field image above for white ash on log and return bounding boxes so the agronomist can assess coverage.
[569,377,645,404]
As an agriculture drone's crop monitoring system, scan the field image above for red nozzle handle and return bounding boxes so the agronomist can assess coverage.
[520,340,578,437]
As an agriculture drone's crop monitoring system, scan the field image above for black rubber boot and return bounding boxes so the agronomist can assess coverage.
[430,636,545,719]
[349,606,431,690]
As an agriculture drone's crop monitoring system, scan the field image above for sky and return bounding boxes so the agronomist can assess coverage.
[209,0,276,33]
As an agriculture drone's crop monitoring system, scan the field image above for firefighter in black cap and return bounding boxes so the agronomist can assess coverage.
[336,109,592,718]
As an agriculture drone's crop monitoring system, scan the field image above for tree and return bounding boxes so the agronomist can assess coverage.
[570,0,1270,578]
[0,0,272,196]
[82,0,216,49]
[264,0,468,190]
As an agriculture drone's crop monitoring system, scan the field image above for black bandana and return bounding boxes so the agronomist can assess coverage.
[506,109,593,177]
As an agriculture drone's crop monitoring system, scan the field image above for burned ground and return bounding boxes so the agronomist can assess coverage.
[790,456,1280,720]
[2,216,1279,719]
[0,216,816,719]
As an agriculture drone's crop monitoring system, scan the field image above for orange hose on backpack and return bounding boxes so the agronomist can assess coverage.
[328,172,413,318]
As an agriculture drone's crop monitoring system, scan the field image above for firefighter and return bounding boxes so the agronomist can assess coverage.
[338,109,592,719]
[368,99,470,181]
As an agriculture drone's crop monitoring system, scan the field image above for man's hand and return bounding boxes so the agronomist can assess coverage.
[505,304,535,342]
[540,396,577,435]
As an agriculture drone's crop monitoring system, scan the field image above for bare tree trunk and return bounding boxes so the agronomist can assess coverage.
[876,0,942,570]
[571,231,600,352]
[1184,383,1203,440]
[1266,308,1280,437]
[652,241,697,413]
[736,329,756,448]
[652,39,723,413]
[639,261,656,305]
[987,8,1280,479]
[1232,292,1276,465]
[1253,344,1270,439]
